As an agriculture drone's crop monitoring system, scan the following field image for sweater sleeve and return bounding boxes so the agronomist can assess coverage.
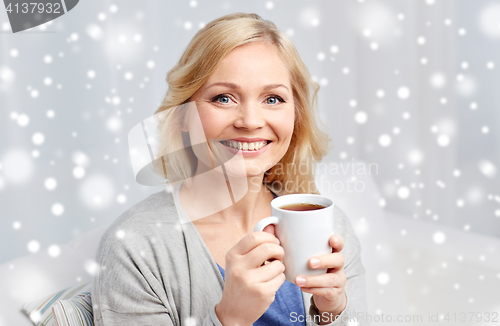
[95,305,223,326]
[305,207,370,326]
[91,227,225,326]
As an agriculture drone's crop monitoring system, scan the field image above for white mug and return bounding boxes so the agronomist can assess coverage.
[253,194,335,283]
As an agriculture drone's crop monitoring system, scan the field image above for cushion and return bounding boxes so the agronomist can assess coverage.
[0,225,106,326]
[21,282,91,326]
[52,293,93,326]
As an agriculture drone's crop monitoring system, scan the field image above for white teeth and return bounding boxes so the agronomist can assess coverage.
[222,141,269,151]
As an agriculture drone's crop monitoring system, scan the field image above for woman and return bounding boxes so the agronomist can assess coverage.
[92,13,368,326]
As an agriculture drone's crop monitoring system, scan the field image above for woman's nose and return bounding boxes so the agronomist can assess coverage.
[233,102,265,130]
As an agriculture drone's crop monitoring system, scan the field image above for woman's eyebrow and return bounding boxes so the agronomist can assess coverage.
[205,82,238,90]
[263,84,290,92]
[205,82,290,92]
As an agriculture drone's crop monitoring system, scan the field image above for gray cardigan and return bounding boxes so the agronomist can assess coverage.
[92,187,369,325]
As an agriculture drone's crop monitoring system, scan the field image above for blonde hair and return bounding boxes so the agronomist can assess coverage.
[153,12,330,195]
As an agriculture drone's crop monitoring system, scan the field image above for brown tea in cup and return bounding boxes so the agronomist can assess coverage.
[280,203,326,211]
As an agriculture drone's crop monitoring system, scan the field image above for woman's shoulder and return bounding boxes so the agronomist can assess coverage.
[95,188,183,258]
[332,204,364,273]
[333,205,351,232]
[107,188,180,229]
[332,205,359,242]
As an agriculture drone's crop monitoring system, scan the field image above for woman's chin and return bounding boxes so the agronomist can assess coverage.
[222,166,264,179]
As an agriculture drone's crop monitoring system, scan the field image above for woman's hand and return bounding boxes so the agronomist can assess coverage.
[215,229,286,326]
[294,234,347,324]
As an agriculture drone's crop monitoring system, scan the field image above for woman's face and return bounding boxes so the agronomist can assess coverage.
[188,41,295,177]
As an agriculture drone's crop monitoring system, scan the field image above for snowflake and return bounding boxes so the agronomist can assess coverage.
[44,178,57,190]
[27,240,40,253]
[479,3,500,38]
[354,111,368,124]
[433,232,446,244]
[378,134,391,147]
[117,194,127,203]
[87,24,103,40]
[13,221,22,230]
[397,86,410,99]
[32,132,45,145]
[48,245,61,257]
[52,203,64,216]
[397,186,410,199]
[377,272,390,285]
[430,72,446,88]
[478,160,496,178]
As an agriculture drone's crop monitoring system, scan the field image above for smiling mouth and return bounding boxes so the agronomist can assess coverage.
[219,140,272,151]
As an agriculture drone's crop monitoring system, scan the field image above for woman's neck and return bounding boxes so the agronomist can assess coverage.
[179,164,274,232]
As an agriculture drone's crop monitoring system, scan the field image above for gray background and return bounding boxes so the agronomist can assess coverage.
[0,0,499,285]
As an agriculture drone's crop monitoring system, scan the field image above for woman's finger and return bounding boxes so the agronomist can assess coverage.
[295,270,346,289]
[231,231,280,256]
[300,286,344,301]
[260,268,286,289]
[262,224,276,236]
[244,241,285,269]
[329,235,344,253]
[308,252,345,270]
[250,259,285,283]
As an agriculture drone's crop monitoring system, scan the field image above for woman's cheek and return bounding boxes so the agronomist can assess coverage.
[199,111,225,139]
[278,110,295,142]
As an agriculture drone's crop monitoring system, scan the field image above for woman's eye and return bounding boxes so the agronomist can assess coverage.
[266,96,284,105]
[211,94,232,104]
[211,94,284,105]
[218,96,230,104]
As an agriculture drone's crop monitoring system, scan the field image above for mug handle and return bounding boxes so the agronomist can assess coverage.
[253,216,279,232]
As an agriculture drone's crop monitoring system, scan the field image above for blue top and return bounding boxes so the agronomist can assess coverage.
[215,190,306,325]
